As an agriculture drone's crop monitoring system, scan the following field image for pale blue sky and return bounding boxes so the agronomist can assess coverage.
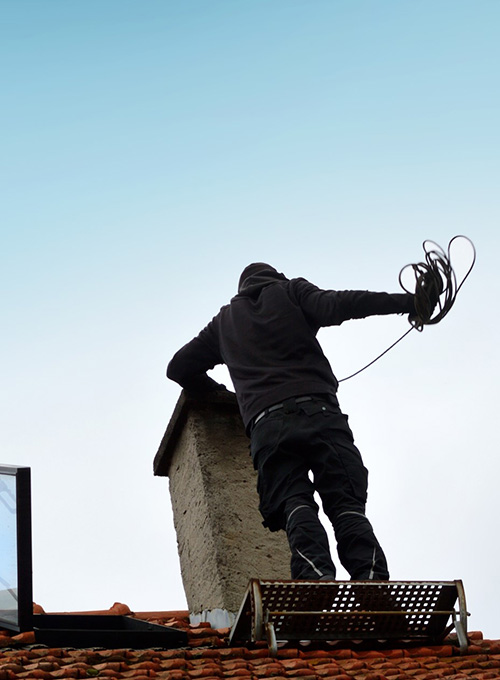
[1,1,499,637]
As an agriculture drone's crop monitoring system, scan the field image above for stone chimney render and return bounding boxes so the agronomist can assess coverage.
[154,390,290,626]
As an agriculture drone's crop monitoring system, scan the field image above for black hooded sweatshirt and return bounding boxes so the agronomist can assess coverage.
[167,269,415,430]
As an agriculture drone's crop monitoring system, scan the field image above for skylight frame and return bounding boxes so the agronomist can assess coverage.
[0,465,33,632]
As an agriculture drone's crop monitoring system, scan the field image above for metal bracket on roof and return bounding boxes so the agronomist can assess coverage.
[264,610,278,657]
[229,579,469,656]
[454,579,469,654]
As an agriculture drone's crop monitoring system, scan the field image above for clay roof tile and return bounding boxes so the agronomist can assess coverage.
[1,603,500,680]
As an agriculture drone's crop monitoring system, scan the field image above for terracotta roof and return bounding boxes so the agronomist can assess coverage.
[1,604,500,680]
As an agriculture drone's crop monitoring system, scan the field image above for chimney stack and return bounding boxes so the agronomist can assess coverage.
[154,391,290,626]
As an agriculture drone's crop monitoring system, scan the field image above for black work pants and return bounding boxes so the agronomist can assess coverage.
[250,395,389,580]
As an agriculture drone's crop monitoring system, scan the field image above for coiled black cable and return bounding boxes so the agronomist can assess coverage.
[338,235,476,383]
[399,235,476,331]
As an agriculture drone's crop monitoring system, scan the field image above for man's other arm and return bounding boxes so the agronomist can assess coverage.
[167,328,225,393]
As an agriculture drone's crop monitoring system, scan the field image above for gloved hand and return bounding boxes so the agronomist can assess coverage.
[213,383,228,392]
[421,269,443,316]
[408,268,443,329]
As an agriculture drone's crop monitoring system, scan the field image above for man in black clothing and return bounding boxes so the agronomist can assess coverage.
[167,263,419,580]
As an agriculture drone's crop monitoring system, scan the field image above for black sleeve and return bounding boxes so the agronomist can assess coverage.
[290,278,415,327]
[167,322,224,392]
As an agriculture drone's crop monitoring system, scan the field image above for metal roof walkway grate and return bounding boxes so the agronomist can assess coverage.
[229,579,469,656]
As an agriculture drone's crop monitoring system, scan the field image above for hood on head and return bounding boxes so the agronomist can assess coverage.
[237,262,287,296]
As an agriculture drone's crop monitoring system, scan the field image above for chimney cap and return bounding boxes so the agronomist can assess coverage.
[153,390,240,477]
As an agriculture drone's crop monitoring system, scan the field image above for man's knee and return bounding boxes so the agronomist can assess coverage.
[333,509,373,533]
[284,493,318,515]
[285,502,317,529]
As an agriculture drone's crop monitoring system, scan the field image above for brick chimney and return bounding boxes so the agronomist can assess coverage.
[154,390,290,626]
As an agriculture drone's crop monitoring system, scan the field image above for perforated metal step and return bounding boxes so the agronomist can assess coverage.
[229,579,468,655]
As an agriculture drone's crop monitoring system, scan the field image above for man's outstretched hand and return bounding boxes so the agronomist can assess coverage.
[409,269,443,328]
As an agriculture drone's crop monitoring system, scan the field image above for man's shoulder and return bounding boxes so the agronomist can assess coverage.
[289,276,316,287]
[287,276,324,297]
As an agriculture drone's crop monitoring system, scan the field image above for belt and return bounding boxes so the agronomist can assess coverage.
[253,396,313,426]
